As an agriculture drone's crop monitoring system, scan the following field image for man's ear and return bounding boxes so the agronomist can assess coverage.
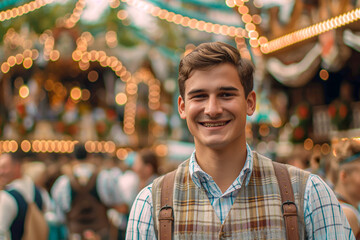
[178,95,186,119]
[246,91,256,116]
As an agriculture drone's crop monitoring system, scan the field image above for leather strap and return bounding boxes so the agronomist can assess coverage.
[158,163,299,240]
[159,170,176,240]
[273,161,299,240]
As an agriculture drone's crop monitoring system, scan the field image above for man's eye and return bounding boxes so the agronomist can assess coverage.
[220,93,234,97]
[192,94,206,99]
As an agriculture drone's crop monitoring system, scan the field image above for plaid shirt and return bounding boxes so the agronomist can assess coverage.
[126,145,355,239]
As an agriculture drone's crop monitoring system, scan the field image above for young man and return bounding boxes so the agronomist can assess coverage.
[126,42,355,239]
[0,152,49,240]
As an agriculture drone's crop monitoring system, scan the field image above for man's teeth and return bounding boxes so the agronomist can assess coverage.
[202,122,227,127]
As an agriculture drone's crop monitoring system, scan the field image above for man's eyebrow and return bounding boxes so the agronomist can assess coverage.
[187,86,240,96]
[187,89,205,96]
[219,86,239,91]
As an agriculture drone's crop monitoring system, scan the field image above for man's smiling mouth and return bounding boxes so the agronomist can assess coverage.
[200,121,230,127]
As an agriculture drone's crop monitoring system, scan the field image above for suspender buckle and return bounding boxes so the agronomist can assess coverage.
[281,200,298,216]
[159,204,174,221]
[160,204,173,211]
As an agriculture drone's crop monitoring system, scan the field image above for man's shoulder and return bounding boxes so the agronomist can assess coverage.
[0,189,18,205]
[50,174,70,197]
[153,163,185,188]
[52,174,70,187]
[253,151,311,185]
[135,183,153,205]
[254,151,310,172]
[252,151,275,167]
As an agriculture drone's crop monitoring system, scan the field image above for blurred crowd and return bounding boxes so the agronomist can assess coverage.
[0,144,169,240]
[0,138,359,239]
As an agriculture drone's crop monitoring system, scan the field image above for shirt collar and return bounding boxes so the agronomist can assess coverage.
[189,143,253,190]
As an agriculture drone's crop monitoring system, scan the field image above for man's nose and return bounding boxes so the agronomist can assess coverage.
[204,97,222,117]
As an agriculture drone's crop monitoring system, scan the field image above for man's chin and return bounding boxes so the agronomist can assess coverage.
[203,140,228,150]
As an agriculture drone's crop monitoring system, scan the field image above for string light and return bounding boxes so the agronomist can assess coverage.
[225,0,262,51]
[81,89,91,101]
[0,140,18,153]
[88,70,99,82]
[0,30,59,74]
[73,35,148,136]
[134,68,161,110]
[116,148,129,160]
[1,48,39,73]
[0,0,54,22]
[122,68,161,135]
[21,140,31,152]
[105,30,118,48]
[72,32,162,136]
[115,92,127,105]
[108,0,121,8]
[70,87,82,101]
[260,8,360,54]
[235,36,251,60]
[117,9,128,20]
[85,140,116,153]
[120,0,247,38]
[42,33,56,61]
[19,85,30,98]
[3,28,35,50]
[154,144,168,157]
[21,140,79,153]
[56,0,86,29]
[319,69,329,81]
[73,50,132,82]
[304,138,314,151]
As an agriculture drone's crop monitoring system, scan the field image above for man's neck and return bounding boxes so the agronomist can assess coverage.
[195,143,248,193]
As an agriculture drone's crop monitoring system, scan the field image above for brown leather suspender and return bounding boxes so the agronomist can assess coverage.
[158,170,176,240]
[273,161,300,240]
[158,162,299,240]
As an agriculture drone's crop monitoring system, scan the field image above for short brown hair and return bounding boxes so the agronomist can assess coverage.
[138,149,159,175]
[178,42,254,99]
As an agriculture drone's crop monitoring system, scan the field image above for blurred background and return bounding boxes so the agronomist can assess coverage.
[0,0,359,165]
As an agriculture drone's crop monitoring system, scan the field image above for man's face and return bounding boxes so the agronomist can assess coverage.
[132,154,146,178]
[178,63,256,151]
[343,161,360,202]
[0,154,16,186]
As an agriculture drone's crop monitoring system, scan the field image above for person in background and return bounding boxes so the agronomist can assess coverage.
[126,41,354,239]
[51,143,125,240]
[305,151,326,180]
[0,151,49,240]
[286,144,309,170]
[23,161,67,240]
[23,161,52,212]
[331,138,360,238]
[132,149,160,191]
[0,153,13,190]
[108,149,159,239]
[107,155,139,240]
